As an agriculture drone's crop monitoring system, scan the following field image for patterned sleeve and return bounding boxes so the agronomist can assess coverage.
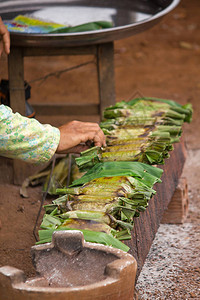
[0,104,60,164]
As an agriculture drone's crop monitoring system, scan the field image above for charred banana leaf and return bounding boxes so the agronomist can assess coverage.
[76,98,192,171]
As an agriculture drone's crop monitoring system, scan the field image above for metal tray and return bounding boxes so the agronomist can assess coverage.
[0,0,179,47]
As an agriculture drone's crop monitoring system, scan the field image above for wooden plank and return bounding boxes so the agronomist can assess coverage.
[97,42,116,119]
[161,177,189,224]
[32,103,99,116]
[23,46,97,57]
[125,139,187,281]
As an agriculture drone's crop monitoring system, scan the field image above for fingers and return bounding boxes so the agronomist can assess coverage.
[77,122,106,147]
[85,128,105,147]
[0,17,10,56]
[56,120,106,154]
[3,35,10,55]
[98,128,106,147]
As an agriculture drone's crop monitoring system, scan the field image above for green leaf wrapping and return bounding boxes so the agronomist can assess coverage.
[37,97,192,252]
[71,161,163,187]
[76,98,191,171]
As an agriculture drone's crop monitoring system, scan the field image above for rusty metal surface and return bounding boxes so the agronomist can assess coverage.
[126,138,187,281]
[0,0,179,47]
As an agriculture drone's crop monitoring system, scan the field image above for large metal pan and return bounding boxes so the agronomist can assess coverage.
[0,0,180,47]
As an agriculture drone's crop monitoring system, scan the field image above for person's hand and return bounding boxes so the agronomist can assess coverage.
[56,120,106,154]
[0,17,10,56]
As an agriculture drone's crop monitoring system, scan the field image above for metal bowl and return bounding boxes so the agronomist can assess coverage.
[0,0,179,47]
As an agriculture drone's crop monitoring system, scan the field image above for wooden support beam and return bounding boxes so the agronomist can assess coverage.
[7,47,27,185]
[32,103,100,116]
[97,42,116,119]
[8,47,25,115]
[23,46,97,57]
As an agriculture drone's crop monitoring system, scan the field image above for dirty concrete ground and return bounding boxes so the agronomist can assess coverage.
[0,0,200,298]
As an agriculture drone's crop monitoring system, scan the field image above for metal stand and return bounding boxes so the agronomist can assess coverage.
[6,42,116,185]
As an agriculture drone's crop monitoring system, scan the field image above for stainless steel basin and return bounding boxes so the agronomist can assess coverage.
[0,0,180,47]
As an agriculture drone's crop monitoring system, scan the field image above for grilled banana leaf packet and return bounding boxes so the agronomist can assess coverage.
[76,98,192,171]
[37,97,192,251]
[38,162,163,250]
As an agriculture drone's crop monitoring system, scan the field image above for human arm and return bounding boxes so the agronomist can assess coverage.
[0,105,106,164]
[0,105,60,163]
[0,17,10,56]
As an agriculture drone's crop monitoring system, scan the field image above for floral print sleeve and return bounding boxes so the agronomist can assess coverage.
[0,105,60,164]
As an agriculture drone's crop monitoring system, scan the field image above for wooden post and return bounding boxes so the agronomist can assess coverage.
[97,42,116,119]
[8,47,25,115]
[7,47,28,185]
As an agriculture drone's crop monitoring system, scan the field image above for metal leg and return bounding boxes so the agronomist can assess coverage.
[97,42,116,119]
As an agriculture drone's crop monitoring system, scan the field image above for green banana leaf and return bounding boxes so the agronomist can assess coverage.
[52,21,113,33]
[71,161,163,187]
[37,97,192,252]
[37,227,130,252]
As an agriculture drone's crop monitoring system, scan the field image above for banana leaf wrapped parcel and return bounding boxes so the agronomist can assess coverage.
[37,97,192,251]
[76,98,192,171]
[38,162,163,250]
